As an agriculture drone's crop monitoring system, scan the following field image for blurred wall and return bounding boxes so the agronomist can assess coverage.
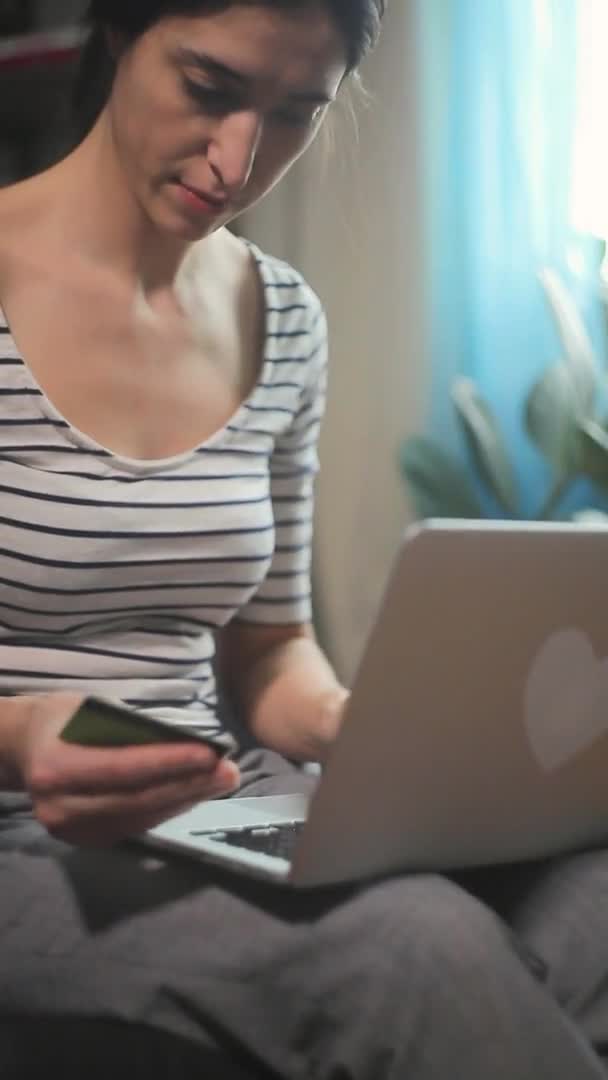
[32,1,86,28]
[240,1,428,682]
[0,2,86,183]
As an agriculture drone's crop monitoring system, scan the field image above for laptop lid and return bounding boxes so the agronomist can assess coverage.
[289,520,608,886]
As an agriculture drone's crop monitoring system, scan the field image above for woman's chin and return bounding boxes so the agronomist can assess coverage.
[148,202,219,243]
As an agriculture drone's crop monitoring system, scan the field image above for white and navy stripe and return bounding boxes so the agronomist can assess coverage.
[0,244,327,733]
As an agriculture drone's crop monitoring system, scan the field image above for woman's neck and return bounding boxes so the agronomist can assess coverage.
[30,112,197,295]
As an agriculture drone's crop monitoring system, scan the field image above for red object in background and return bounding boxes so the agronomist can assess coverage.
[0,25,86,71]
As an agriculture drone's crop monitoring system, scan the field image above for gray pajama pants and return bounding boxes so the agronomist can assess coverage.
[1,749,608,1079]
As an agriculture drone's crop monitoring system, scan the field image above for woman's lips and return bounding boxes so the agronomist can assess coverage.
[173,182,228,217]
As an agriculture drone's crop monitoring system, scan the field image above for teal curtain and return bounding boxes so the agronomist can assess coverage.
[417,0,606,517]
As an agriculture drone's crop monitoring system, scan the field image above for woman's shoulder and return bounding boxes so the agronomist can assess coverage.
[0,175,47,293]
[244,239,324,318]
[0,185,17,292]
[209,229,324,322]
[0,176,31,238]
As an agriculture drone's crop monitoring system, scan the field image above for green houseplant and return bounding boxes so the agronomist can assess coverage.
[401,265,608,522]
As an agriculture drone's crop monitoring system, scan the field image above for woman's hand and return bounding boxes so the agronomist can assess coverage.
[7,693,240,846]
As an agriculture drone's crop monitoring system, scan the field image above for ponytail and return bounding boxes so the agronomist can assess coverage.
[72,21,116,145]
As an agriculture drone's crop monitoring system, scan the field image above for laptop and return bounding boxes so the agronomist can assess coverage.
[143,519,608,887]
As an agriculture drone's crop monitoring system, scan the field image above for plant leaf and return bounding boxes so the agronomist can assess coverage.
[525,361,588,475]
[538,268,598,414]
[536,475,573,521]
[571,508,608,524]
[451,377,519,515]
[576,419,608,489]
[400,436,484,520]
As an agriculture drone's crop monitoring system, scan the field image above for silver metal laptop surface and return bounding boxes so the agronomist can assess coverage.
[144,794,309,881]
[145,520,608,887]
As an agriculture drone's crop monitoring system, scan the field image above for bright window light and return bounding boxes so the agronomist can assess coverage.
[569,0,608,241]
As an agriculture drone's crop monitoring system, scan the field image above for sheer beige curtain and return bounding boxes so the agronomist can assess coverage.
[240,1,428,682]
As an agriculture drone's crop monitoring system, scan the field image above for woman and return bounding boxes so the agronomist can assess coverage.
[0,0,356,840]
[0,3,607,1077]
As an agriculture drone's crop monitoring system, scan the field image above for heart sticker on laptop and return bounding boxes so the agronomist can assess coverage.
[524,629,608,772]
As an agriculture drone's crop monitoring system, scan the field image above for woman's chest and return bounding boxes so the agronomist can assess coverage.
[0,455,276,635]
[2,272,263,460]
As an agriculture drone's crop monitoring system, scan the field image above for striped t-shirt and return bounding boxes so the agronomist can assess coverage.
[0,243,327,735]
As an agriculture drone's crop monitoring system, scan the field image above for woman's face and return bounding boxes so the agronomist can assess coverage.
[106,3,348,239]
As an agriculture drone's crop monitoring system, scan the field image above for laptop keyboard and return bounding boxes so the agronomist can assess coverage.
[191,821,305,861]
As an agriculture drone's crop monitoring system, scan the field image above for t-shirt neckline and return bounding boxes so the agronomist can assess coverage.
[0,240,272,476]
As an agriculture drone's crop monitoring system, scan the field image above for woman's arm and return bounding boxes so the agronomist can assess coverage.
[219,281,345,760]
[218,621,349,764]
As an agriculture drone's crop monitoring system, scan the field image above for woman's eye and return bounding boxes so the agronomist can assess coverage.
[181,75,324,128]
[182,76,237,113]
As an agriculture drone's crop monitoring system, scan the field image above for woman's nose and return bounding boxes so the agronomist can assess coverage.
[207,111,264,194]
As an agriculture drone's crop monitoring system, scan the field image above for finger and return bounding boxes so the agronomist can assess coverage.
[37,759,240,841]
[57,791,222,846]
[34,740,224,797]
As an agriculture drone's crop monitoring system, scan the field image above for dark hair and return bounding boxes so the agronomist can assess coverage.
[74,0,385,141]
